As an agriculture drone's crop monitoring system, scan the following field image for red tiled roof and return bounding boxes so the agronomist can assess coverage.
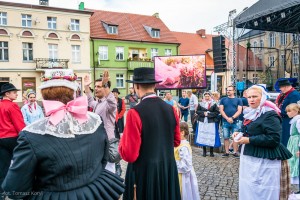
[90,10,179,44]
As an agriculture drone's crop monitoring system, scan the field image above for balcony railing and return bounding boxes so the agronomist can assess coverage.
[34,58,69,69]
[127,61,153,70]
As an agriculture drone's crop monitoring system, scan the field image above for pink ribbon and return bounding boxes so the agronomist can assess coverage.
[43,96,88,126]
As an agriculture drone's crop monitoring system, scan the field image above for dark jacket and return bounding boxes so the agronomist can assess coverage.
[242,111,292,160]
[196,102,219,123]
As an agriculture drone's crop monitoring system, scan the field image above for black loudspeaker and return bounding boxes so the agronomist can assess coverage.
[212,35,226,73]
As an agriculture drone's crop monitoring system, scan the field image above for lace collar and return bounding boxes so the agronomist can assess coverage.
[23,112,102,138]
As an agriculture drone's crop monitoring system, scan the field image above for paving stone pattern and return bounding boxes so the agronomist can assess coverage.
[120,147,240,200]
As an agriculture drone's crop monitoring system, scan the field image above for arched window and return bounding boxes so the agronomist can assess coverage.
[22,31,33,37]
[48,32,58,38]
[0,29,8,35]
[71,34,80,40]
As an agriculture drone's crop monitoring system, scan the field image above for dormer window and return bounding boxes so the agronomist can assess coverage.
[143,25,160,38]
[151,29,160,38]
[108,25,118,34]
[101,21,118,35]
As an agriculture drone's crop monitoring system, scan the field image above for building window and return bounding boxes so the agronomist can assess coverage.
[116,74,124,88]
[47,17,57,30]
[98,46,108,60]
[0,41,8,61]
[0,12,7,25]
[151,29,160,38]
[293,50,299,65]
[280,33,287,45]
[48,44,58,60]
[108,26,118,34]
[116,47,124,60]
[165,49,172,56]
[253,41,257,52]
[70,19,79,31]
[151,28,160,38]
[293,34,299,45]
[22,43,33,61]
[72,45,80,63]
[22,14,32,27]
[269,56,275,67]
[269,33,276,47]
[151,48,158,60]
[259,40,264,51]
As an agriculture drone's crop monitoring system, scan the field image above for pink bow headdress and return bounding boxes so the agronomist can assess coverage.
[43,96,88,126]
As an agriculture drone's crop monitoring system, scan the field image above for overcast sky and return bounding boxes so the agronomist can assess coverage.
[2,0,258,33]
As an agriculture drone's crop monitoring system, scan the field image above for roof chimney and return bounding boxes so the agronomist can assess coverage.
[39,0,49,6]
[196,29,206,38]
[152,13,159,18]
[79,2,85,10]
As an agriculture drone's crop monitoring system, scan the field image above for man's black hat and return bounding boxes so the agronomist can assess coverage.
[0,83,20,95]
[126,67,162,84]
[112,88,120,94]
[277,78,292,87]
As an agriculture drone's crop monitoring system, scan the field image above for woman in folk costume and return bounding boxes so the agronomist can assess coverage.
[233,85,292,200]
[2,69,124,200]
[286,103,300,187]
[195,91,221,157]
[21,90,44,125]
[175,122,200,200]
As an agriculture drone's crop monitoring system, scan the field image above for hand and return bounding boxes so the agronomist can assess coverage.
[297,151,300,157]
[84,75,92,87]
[237,137,250,144]
[102,70,109,87]
[227,117,234,124]
[204,112,208,117]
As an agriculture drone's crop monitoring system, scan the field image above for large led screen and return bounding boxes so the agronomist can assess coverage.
[154,55,206,89]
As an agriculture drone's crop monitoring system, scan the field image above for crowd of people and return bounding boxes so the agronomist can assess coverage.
[1,66,300,200]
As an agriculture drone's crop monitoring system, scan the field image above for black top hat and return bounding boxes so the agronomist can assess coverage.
[277,78,292,87]
[126,67,162,84]
[112,88,120,94]
[0,83,20,95]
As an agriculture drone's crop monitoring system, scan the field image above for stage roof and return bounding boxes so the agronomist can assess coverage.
[235,0,300,33]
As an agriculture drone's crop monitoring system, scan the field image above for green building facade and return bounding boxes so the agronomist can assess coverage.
[90,39,179,97]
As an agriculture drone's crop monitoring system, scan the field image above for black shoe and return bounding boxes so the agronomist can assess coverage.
[232,153,240,158]
[221,153,229,157]
[210,153,214,157]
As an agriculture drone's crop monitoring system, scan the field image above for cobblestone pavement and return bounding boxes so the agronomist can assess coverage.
[120,146,240,200]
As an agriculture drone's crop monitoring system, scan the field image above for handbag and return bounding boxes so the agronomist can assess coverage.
[108,138,121,163]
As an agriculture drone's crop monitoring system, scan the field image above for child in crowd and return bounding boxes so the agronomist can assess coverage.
[174,122,200,200]
[287,103,300,188]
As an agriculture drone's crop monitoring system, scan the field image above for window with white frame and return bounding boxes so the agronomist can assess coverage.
[293,34,299,45]
[281,54,286,67]
[47,17,57,30]
[22,14,32,27]
[48,44,58,60]
[269,56,275,67]
[269,33,276,47]
[70,19,80,31]
[0,41,8,61]
[22,43,33,61]
[115,47,124,60]
[259,40,264,51]
[165,49,172,56]
[108,26,118,34]
[151,29,160,38]
[293,50,299,65]
[0,12,7,25]
[253,41,257,52]
[98,46,108,60]
[116,74,124,88]
[72,45,80,63]
[280,33,287,45]
[151,48,158,60]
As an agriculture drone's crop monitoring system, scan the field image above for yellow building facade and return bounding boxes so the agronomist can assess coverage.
[0,1,92,103]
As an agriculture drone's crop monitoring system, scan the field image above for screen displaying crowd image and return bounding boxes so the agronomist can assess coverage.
[154,55,207,89]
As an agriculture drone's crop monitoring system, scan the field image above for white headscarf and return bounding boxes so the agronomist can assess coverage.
[200,91,214,109]
[243,85,281,121]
